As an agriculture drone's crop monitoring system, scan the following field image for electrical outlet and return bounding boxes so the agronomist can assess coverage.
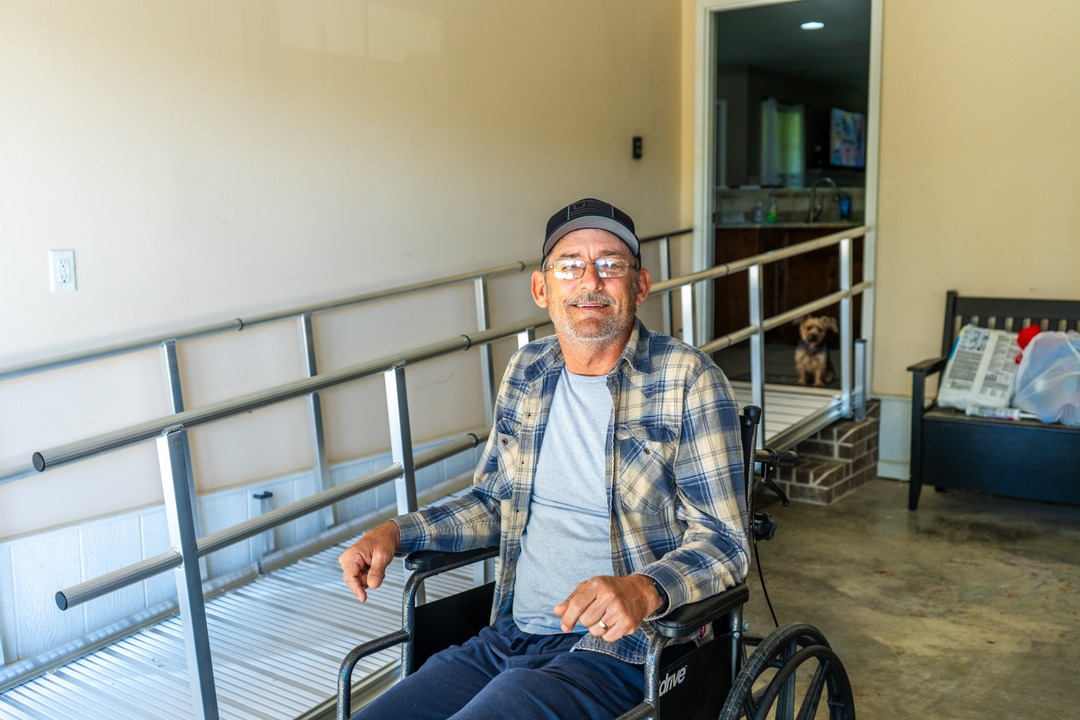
[50,250,77,293]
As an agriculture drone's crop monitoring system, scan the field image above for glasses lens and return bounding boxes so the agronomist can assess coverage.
[551,259,586,280]
[594,259,630,278]
[548,258,631,280]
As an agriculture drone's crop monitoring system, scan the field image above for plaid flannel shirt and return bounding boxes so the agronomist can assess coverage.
[393,320,749,664]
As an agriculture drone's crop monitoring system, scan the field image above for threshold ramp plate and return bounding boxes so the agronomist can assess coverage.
[730,380,843,447]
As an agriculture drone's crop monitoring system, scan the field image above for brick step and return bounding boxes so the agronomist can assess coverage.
[772,401,880,505]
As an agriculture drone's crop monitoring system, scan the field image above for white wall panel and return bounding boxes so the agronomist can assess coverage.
[79,516,145,633]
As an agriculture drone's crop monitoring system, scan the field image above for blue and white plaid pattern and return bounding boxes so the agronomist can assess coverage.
[394,321,749,664]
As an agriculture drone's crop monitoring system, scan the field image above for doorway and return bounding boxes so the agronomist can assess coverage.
[693,0,880,385]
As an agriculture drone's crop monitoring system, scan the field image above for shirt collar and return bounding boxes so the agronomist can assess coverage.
[615,320,654,389]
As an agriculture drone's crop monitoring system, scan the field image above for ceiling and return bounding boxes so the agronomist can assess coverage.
[713,0,871,91]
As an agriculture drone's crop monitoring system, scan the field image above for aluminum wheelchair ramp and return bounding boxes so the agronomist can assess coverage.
[0,541,476,720]
[0,384,839,720]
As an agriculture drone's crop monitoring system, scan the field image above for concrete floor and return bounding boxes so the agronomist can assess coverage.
[740,478,1080,718]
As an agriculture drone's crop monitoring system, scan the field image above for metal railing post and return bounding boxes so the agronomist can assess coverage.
[473,277,499,586]
[300,313,335,529]
[748,263,766,436]
[157,427,219,720]
[384,363,422,604]
[854,338,868,421]
[161,341,202,537]
[251,490,275,560]
[838,237,853,418]
[680,284,695,346]
[474,277,496,424]
[384,364,418,516]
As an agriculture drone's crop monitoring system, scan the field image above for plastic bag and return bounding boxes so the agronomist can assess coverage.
[1012,330,1080,427]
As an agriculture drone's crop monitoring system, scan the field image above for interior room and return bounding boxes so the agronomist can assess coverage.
[1,1,1078,718]
[708,0,871,386]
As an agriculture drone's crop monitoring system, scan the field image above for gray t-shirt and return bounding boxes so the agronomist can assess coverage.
[512,368,616,634]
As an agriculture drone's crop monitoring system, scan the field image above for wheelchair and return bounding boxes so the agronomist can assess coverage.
[337,406,856,720]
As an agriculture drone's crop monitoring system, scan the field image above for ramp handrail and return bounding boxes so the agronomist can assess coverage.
[6,224,873,716]
[0,230,690,384]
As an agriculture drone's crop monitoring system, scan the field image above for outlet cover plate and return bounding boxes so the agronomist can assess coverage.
[50,249,77,292]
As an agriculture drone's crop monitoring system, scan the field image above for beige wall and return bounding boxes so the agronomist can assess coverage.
[0,0,689,539]
[8,0,1080,539]
[0,0,687,366]
[873,0,1080,397]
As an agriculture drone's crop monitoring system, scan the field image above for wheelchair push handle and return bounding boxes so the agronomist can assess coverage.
[754,448,798,466]
[754,448,795,508]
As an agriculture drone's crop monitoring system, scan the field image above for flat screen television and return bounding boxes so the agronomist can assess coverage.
[829,107,866,169]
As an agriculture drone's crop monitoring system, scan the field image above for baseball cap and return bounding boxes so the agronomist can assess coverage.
[542,198,640,262]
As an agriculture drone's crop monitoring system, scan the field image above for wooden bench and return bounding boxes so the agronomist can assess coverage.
[907,290,1080,510]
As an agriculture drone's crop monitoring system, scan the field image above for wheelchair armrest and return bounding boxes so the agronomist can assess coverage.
[651,583,749,639]
[404,547,499,574]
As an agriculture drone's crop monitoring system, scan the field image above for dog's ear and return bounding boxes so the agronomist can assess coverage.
[824,317,839,333]
[792,315,808,327]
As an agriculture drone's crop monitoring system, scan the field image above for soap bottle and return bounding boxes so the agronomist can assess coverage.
[765,196,778,224]
[839,194,852,220]
[752,200,765,224]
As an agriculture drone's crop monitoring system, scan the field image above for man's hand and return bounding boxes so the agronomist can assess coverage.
[553,574,664,642]
[338,521,401,602]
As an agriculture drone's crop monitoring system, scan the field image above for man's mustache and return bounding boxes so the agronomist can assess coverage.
[565,292,615,308]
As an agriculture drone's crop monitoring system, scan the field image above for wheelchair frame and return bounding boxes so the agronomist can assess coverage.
[337,407,855,720]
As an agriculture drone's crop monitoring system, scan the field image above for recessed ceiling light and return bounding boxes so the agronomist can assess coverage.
[801,21,825,30]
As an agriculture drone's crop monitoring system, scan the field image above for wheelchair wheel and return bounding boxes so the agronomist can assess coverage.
[718,623,855,720]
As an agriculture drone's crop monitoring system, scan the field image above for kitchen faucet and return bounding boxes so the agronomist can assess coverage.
[807,176,840,222]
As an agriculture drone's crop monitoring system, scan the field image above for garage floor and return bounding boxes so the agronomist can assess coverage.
[742,478,1080,719]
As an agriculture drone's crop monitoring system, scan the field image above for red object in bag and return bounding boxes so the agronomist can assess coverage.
[1015,325,1042,363]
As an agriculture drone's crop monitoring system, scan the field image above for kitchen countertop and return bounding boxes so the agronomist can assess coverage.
[717,220,864,230]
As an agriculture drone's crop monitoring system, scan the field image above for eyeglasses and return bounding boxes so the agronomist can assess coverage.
[543,258,635,280]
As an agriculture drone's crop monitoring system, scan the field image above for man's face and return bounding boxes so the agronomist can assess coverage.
[531,229,651,347]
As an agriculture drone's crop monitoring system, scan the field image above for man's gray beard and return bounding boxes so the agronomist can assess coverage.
[548,284,637,347]
[562,317,623,345]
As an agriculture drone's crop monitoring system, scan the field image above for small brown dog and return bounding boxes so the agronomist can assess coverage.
[795,315,838,387]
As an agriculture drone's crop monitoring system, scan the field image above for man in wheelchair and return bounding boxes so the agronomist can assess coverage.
[338,198,749,719]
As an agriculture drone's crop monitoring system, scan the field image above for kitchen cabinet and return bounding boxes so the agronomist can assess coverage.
[713,224,863,344]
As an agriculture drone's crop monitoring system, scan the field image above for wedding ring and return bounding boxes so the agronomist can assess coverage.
[597,619,609,631]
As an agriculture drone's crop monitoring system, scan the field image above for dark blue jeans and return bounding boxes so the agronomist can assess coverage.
[353,615,644,720]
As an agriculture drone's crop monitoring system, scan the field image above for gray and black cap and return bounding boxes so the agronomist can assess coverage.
[542,198,640,263]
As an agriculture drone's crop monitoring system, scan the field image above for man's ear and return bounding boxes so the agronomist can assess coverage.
[634,267,652,308]
[531,269,549,309]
